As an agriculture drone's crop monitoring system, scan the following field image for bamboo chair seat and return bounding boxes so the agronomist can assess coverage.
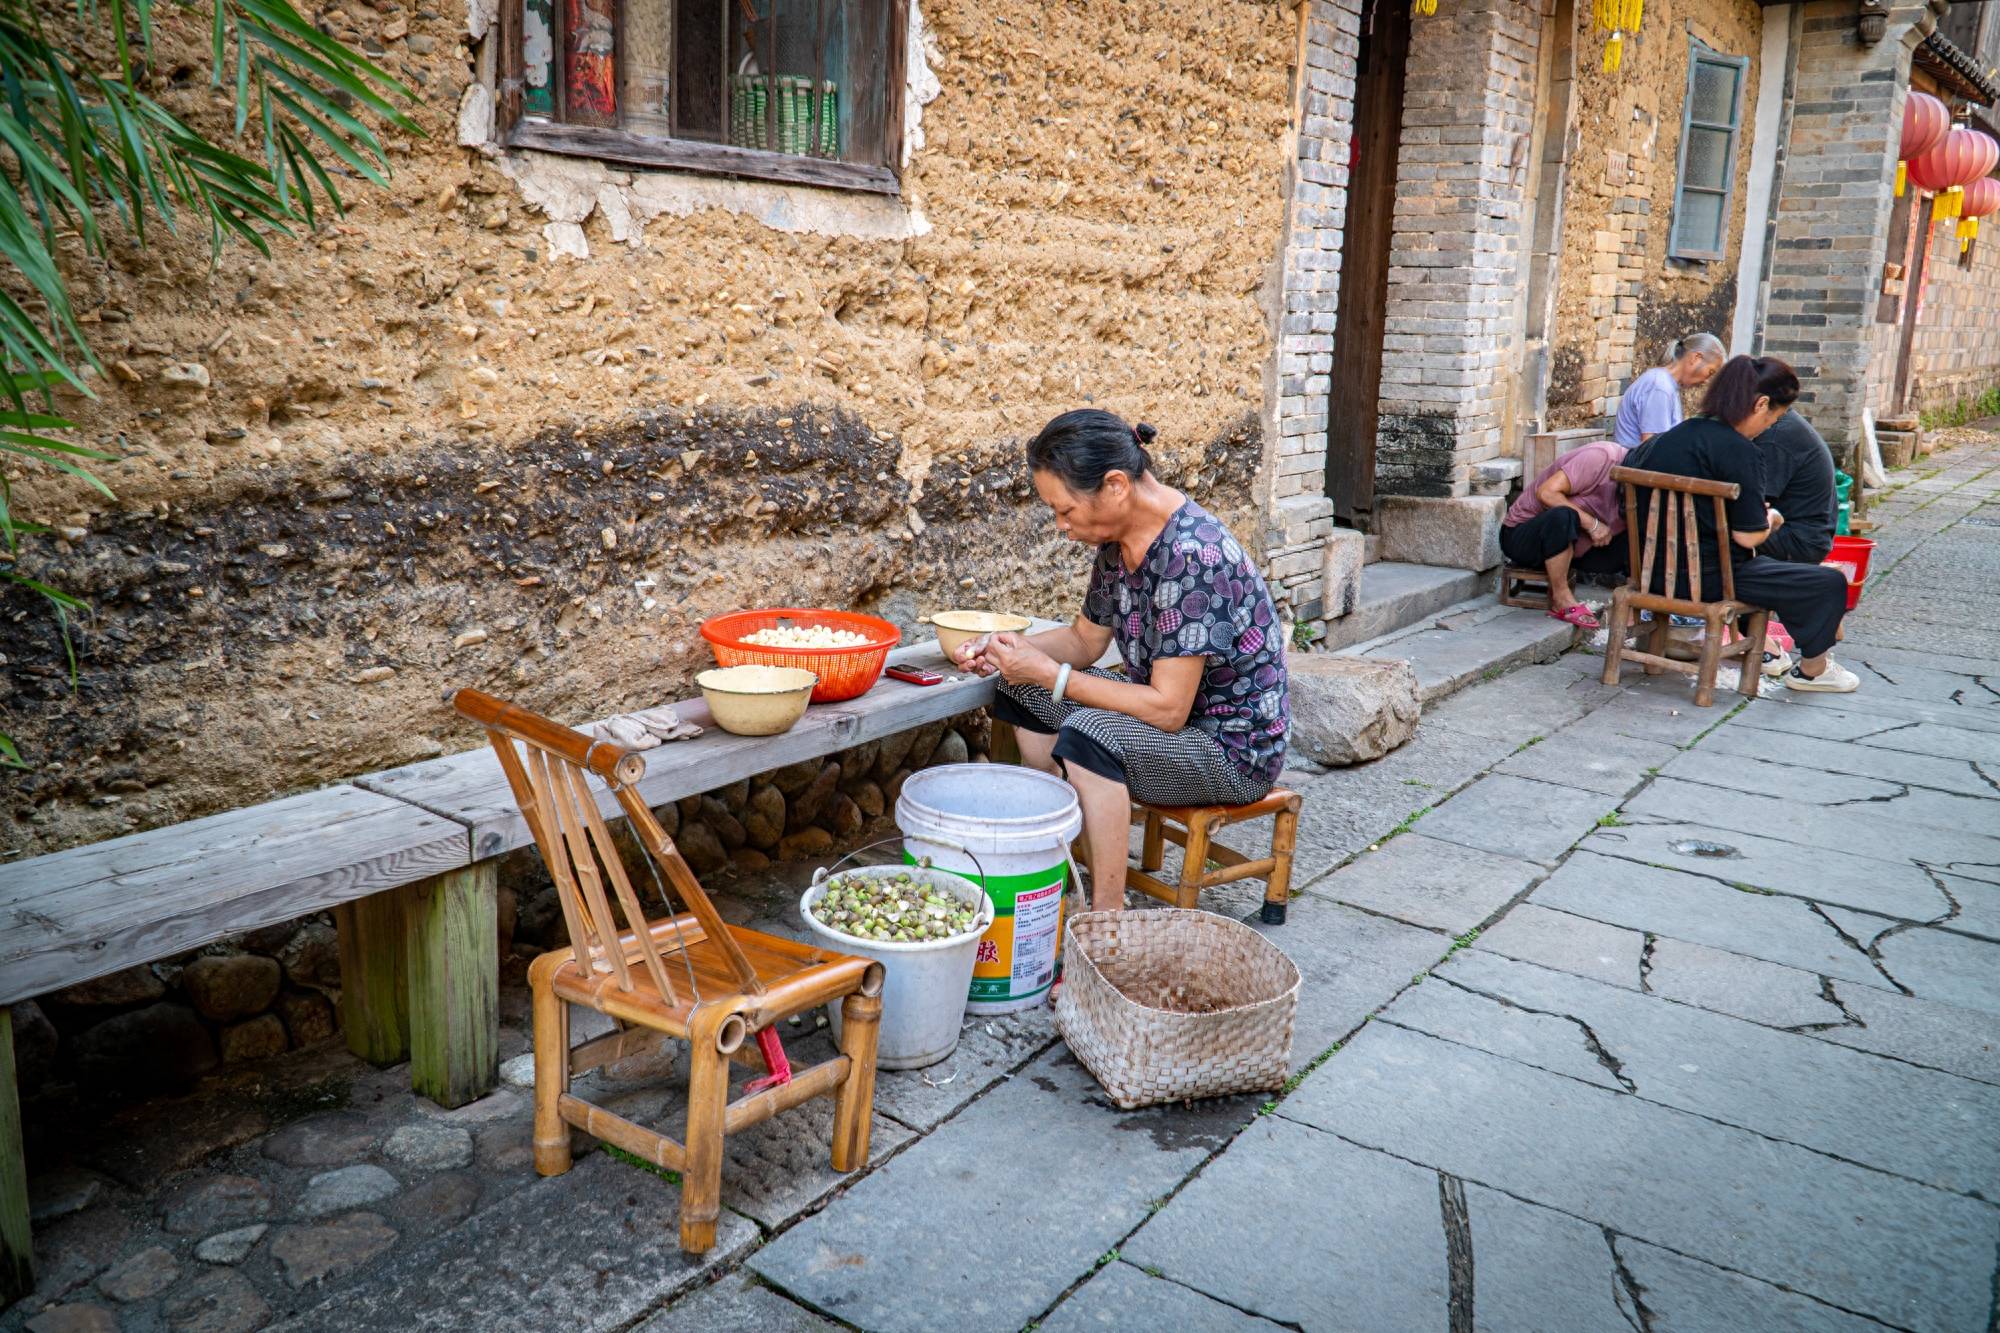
[1599,465,1771,708]
[454,689,883,1255]
[1124,789,1302,926]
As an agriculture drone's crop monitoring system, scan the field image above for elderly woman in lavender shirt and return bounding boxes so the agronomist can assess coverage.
[1613,333,1726,446]
[954,410,1289,914]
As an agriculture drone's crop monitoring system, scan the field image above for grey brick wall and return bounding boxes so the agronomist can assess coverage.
[1265,0,1363,626]
[1760,0,1928,454]
[1375,0,1543,498]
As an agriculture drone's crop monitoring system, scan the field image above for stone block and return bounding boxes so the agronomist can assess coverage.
[1286,654,1421,767]
[1321,527,1365,618]
[1374,495,1504,572]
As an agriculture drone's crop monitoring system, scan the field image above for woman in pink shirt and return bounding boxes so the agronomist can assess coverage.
[1500,441,1631,629]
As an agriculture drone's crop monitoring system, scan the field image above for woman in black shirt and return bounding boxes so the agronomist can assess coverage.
[1624,356,1858,693]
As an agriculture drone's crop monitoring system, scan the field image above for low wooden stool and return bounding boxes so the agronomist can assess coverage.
[1498,566,1551,610]
[1126,790,1302,924]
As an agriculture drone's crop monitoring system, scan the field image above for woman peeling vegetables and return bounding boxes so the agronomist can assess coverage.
[955,410,1290,913]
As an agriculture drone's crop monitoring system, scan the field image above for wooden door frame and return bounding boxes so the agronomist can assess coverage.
[1325,0,1411,526]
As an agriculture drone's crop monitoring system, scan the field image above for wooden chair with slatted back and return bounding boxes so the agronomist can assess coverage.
[453,689,883,1255]
[1599,466,1772,708]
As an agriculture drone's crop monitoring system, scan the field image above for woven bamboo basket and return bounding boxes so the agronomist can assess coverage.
[1055,909,1300,1110]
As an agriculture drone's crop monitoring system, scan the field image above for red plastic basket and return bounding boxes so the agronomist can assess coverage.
[699,608,901,703]
[1823,535,1877,612]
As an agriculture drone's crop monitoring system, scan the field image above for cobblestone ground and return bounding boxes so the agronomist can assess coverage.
[9,428,2000,1332]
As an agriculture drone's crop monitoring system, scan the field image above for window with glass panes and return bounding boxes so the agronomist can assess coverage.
[1668,43,1747,262]
[498,0,907,193]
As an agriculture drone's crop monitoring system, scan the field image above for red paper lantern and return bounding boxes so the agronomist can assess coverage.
[1909,128,2000,222]
[1956,175,2000,252]
[1899,91,1951,162]
[1896,91,1952,197]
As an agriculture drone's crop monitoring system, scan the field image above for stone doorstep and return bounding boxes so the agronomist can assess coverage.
[1333,595,1578,704]
[1319,562,1493,651]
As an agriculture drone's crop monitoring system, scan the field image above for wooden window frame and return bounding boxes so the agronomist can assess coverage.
[494,0,908,196]
[1668,41,1748,263]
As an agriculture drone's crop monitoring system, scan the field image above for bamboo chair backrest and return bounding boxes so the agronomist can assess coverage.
[453,689,762,1003]
[1611,465,1742,605]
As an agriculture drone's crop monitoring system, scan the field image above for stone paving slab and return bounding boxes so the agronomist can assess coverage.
[1857,719,2000,765]
[1840,652,2000,703]
[1259,725,1522,890]
[637,1275,839,1331]
[1409,774,1616,868]
[1873,926,2000,1017]
[1694,724,2000,799]
[1531,852,1895,988]
[1481,902,2000,1085]
[1410,950,2000,1200]
[1659,748,2000,834]
[1471,902,1644,989]
[1461,1180,1878,1331]
[1742,689,2000,736]
[1280,1022,2000,1333]
[1037,1260,1286,1331]
[1492,727,1679,798]
[747,1047,1253,1333]
[1623,777,2000,877]
[1357,608,1576,702]
[1248,892,1447,1069]
[1578,821,1949,922]
[1308,833,1543,936]
[1827,637,2000,684]
[1119,1116,1450,1331]
[1417,662,1616,746]
[274,1152,759,1331]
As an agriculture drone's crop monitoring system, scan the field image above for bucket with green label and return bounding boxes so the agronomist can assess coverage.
[895,764,1082,1015]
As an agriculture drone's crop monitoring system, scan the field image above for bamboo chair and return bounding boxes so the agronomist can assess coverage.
[453,689,883,1254]
[1599,466,1771,708]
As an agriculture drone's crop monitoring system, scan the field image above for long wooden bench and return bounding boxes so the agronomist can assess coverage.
[0,623,1057,1302]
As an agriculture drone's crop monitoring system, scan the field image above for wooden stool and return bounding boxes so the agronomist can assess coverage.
[1126,790,1302,924]
[1498,566,1552,610]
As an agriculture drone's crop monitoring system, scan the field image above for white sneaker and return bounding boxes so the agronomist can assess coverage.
[1761,648,1794,678]
[1785,660,1860,693]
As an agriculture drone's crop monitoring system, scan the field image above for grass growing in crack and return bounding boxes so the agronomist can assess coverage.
[1449,927,1482,954]
[1732,881,1775,895]
[1596,811,1629,828]
[1511,735,1546,755]
[603,1143,682,1185]
[1096,1249,1119,1270]
[1144,1265,1165,1279]
[1277,1042,1343,1098]
[1403,778,1434,788]
[1680,699,1749,751]
[1383,806,1432,843]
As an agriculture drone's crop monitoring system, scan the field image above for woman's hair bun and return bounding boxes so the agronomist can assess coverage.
[1133,422,1159,444]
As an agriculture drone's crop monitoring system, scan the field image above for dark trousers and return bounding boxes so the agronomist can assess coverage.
[1759,525,1833,565]
[1730,558,1848,658]
[1500,508,1629,576]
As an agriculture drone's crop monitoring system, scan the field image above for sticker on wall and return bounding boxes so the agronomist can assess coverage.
[523,0,554,116]
[564,0,618,126]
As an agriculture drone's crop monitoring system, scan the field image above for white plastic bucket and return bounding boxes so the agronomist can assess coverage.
[896,764,1083,1015]
[800,864,995,1070]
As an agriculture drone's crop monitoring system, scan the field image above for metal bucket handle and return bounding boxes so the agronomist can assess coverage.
[812,834,989,891]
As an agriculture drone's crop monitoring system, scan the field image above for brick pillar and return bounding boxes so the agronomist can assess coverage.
[1265,0,1364,625]
[1375,0,1543,498]
[1760,1,1928,456]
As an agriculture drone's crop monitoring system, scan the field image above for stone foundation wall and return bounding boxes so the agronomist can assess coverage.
[1904,220,2000,419]
[11,713,995,1108]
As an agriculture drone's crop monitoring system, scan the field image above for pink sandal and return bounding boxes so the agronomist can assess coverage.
[1548,604,1601,630]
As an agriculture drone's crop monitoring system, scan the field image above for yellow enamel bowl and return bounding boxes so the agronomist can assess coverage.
[931,610,1032,664]
[696,665,818,737]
